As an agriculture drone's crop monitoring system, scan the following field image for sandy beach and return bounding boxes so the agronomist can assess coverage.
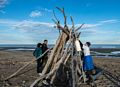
[0,50,120,87]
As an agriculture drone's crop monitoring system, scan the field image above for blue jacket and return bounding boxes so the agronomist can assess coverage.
[33,47,42,59]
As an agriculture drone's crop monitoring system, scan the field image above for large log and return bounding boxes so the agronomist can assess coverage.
[42,31,69,75]
[51,32,67,68]
[50,53,71,84]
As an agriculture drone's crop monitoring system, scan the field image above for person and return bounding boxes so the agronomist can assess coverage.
[42,39,49,66]
[33,43,43,75]
[82,42,95,83]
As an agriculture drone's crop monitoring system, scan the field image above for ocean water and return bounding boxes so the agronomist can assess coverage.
[0,44,120,58]
[91,44,120,49]
[0,44,120,49]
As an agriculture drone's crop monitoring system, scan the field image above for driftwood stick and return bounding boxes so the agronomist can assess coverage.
[42,34,62,75]
[56,7,67,26]
[51,33,67,69]
[51,53,71,84]
[46,40,72,80]
[30,74,47,87]
[31,41,71,87]
[53,10,59,23]
[64,53,71,65]
[4,49,50,81]
[52,19,69,35]
[70,16,75,29]
[52,7,69,35]
[75,23,84,32]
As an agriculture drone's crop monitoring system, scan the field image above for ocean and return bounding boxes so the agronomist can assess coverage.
[0,44,120,50]
[0,44,120,58]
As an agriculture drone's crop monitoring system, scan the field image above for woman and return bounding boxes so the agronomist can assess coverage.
[83,42,95,83]
[33,43,43,75]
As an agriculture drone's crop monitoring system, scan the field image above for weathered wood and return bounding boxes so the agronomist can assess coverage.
[64,53,70,65]
[50,53,71,84]
[77,51,86,83]
[46,40,72,80]
[51,32,68,69]
[4,49,50,81]
[75,23,84,32]
[30,41,71,86]
[42,32,69,75]
[30,74,47,87]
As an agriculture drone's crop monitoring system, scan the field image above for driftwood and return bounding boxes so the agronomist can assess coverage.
[42,7,70,75]
[4,7,87,87]
[40,7,85,87]
[4,49,50,81]
[30,41,71,87]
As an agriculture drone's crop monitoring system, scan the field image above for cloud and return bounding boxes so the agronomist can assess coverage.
[76,23,101,29]
[0,19,56,35]
[29,10,42,17]
[0,18,119,44]
[29,8,52,18]
[0,19,58,44]
[37,7,52,12]
[99,19,119,23]
[0,0,8,8]
[42,8,52,12]
[0,19,54,28]
[0,0,9,14]
[75,19,119,29]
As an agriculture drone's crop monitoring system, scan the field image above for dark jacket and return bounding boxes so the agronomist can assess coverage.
[33,47,42,59]
[42,43,48,53]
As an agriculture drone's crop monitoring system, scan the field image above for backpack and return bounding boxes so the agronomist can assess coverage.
[33,49,36,57]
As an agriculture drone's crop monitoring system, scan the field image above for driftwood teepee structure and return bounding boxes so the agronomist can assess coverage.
[30,7,85,87]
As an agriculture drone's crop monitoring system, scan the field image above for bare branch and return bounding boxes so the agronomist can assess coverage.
[53,10,58,22]
[70,16,75,29]
[56,7,67,26]
[75,23,84,32]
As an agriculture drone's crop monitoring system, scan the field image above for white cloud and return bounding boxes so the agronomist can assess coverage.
[76,23,101,29]
[0,19,54,28]
[0,0,9,13]
[75,19,119,29]
[0,0,8,8]
[29,10,42,17]
[0,19,55,35]
[99,19,118,23]
[0,19,58,44]
[43,8,52,12]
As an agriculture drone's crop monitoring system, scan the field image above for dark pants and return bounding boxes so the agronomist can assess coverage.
[37,58,43,73]
[42,55,48,66]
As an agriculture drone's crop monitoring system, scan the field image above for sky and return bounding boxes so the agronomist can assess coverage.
[0,0,120,44]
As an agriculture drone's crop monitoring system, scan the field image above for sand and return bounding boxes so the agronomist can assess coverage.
[0,50,120,87]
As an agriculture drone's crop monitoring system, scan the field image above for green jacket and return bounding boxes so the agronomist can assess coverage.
[33,48,42,59]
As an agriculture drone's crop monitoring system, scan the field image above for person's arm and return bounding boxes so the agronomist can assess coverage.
[79,40,83,50]
[79,40,83,47]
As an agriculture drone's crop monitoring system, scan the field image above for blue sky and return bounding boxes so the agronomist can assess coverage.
[0,0,120,44]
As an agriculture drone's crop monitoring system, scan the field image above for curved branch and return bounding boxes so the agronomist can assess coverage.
[56,7,67,26]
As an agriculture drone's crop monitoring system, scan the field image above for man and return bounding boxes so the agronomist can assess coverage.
[42,39,49,66]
